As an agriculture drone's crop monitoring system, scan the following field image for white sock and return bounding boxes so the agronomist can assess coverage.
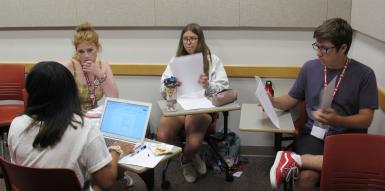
[290,152,302,167]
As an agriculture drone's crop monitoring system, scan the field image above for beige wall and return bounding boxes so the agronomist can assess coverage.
[0,0,350,28]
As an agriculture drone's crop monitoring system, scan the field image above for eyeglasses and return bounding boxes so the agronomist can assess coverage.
[312,43,336,54]
[183,37,198,43]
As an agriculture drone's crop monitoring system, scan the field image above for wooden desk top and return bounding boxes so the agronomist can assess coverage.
[157,100,241,117]
[239,104,295,134]
[119,139,182,174]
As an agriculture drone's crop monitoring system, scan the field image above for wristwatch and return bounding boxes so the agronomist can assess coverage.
[108,145,123,157]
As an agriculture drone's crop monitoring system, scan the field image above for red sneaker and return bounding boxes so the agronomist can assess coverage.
[270,151,300,189]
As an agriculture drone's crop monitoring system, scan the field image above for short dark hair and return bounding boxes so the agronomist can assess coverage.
[313,18,353,54]
[25,61,83,148]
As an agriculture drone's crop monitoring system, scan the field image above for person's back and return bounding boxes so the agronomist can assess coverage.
[8,61,133,190]
[9,115,108,185]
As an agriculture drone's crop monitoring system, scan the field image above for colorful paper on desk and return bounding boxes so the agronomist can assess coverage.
[148,142,175,156]
[177,91,214,110]
[254,77,280,129]
[118,146,164,168]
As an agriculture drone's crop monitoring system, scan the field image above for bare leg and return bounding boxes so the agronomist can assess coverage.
[301,154,323,171]
[294,154,323,191]
[182,114,212,163]
[156,116,185,146]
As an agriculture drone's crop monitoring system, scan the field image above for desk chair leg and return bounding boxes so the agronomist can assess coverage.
[161,159,171,189]
[274,133,283,153]
[223,111,229,138]
[139,168,154,191]
[206,139,234,182]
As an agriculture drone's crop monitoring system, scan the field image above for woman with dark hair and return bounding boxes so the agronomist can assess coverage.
[8,61,134,190]
[157,23,229,183]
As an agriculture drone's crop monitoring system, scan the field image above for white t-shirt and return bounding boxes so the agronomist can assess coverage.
[8,115,112,185]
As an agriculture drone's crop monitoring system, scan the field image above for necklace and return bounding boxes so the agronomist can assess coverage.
[323,58,350,100]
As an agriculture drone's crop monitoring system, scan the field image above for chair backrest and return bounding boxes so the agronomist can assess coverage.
[292,101,307,136]
[0,157,83,191]
[0,64,25,101]
[321,134,385,191]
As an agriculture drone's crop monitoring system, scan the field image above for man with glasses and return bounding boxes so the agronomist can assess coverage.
[269,18,378,190]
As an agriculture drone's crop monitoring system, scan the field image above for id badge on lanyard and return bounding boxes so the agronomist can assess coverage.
[311,122,329,140]
[311,58,350,140]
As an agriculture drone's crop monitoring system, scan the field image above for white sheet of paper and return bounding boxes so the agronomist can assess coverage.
[170,53,204,97]
[254,77,280,129]
[177,91,214,110]
[320,76,337,109]
[119,143,169,168]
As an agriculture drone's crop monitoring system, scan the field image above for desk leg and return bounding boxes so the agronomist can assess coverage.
[274,133,282,152]
[223,111,229,137]
[139,169,154,191]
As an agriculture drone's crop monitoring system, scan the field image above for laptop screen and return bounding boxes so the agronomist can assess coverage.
[99,98,151,142]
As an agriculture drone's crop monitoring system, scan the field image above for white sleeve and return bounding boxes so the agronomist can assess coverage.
[160,57,175,98]
[80,126,112,174]
[205,54,229,96]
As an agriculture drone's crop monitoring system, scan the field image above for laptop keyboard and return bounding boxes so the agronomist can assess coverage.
[104,138,115,147]
[104,137,141,149]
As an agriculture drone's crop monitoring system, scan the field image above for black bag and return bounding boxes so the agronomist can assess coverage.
[202,131,241,173]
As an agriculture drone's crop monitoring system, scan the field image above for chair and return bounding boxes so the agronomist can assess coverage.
[276,101,307,152]
[0,156,83,191]
[321,134,385,191]
[160,111,234,189]
[0,64,26,156]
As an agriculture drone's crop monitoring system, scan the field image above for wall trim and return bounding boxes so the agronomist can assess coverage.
[1,62,384,110]
[1,62,301,78]
[379,88,385,111]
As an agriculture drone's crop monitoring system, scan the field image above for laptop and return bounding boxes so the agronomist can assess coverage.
[99,97,152,150]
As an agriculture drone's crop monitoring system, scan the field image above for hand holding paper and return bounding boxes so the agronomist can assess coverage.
[254,77,280,129]
[169,53,204,97]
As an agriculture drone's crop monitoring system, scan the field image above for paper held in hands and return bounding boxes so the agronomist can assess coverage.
[254,77,280,129]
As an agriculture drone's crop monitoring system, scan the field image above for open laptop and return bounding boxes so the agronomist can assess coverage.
[99,97,152,150]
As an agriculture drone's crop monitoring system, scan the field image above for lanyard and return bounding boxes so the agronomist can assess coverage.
[84,73,96,108]
[323,58,350,100]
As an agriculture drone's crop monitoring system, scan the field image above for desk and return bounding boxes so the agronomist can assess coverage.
[87,117,181,191]
[157,100,241,117]
[119,139,181,191]
[239,104,295,152]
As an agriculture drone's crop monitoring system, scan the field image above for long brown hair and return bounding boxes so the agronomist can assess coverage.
[176,23,211,75]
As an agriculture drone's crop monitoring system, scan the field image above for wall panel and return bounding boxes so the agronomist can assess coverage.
[155,0,239,26]
[327,0,351,21]
[351,0,385,42]
[240,0,327,28]
[0,0,77,27]
[77,0,155,26]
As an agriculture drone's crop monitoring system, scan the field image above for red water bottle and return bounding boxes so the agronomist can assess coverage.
[265,80,274,97]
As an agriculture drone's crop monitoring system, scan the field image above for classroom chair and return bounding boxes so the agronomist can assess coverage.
[321,134,385,190]
[0,64,26,157]
[0,156,83,191]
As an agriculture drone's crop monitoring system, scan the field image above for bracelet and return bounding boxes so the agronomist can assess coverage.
[108,145,123,157]
[93,73,107,86]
